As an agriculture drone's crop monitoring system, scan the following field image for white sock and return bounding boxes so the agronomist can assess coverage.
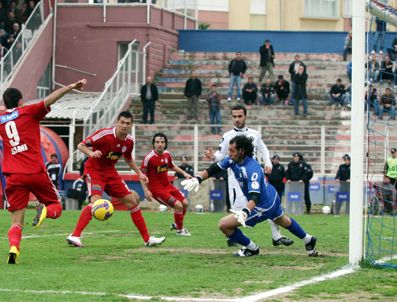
[246,240,258,250]
[303,234,312,244]
[268,220,282,241]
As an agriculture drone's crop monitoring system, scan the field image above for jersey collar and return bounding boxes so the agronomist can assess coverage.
[233,127,247,132]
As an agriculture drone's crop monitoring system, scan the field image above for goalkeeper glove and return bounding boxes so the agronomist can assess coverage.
[181,177,202,192]
[229,208,251,227]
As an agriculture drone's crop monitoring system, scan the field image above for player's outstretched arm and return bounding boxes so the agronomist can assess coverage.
[77,142,102,158]
[172,165,192,179]
[126,158,148,184]
[44,79,87,109]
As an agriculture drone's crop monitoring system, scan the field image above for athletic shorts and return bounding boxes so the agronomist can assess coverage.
[150,185,185,207]
[245,195,284,228]
[5,172,61,212]
[85,170,130,198]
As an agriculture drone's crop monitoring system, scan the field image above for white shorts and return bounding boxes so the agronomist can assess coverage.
[228,168,248,211]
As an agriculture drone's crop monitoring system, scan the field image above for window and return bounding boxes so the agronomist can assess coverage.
[343,0,351,17]
[250,0,266,15]
[197,0,228,11]
[304,0,339,18]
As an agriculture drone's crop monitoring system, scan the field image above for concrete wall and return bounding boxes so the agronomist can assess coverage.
[55,5,194,91]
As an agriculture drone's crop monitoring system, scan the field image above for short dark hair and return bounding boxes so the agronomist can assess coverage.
[229,135,254,158]
[337,78,342,82]
[231,104,247,116]
[152,132,168,149]
[50,153,58,158]
[117,111,133,122]
[278,75,283,80]
[3,88,22,109]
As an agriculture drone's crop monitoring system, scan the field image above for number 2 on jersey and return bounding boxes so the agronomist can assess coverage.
[5,121,20,146]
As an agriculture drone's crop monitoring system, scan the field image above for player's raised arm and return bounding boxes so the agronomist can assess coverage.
[44,79,87,109]
[77,142,102,158]
[257,137,272,174]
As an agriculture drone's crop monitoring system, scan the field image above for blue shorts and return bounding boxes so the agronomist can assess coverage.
[245,195,284,227]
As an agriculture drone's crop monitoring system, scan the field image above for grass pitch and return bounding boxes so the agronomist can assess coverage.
[0,210,396,302]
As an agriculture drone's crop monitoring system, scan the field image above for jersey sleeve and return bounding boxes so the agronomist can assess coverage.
[140,154,150,174]
[27,101,50,121]
[123,143,133,162]
[82,129,105,148]
[217,156,232,170]
[246,165,263,194]
[213,135,228,162]
[167,152,175,169]
[256,136,272,168]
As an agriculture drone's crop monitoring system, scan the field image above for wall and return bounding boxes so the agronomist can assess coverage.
[178,30,397,53]
[55,5,194,91]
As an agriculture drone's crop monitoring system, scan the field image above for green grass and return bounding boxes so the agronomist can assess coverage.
[0,210,395,302]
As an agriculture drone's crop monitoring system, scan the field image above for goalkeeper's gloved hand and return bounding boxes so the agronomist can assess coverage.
[181,177,202,192]
[229,208,251,227]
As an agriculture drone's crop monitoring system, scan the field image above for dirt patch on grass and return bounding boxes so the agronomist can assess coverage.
[270,291,389,302]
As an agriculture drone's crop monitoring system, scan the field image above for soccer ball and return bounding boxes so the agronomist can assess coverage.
[91,199,114,221]
[159,204,168,212]
[322,206,331,215]
[195,204,204,213]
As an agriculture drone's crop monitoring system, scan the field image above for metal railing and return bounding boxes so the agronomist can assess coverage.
[0,1,44,89]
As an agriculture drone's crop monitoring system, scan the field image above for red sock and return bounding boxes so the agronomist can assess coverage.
[130,206,150,242]
[46,203,62,219]
[71,205,92,237]
[183,207,187,216]
[8,224,22,250]
[174,211,184,230]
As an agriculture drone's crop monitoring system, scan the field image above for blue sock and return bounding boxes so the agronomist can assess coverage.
[286,218,306,239]
[228,228,250,246]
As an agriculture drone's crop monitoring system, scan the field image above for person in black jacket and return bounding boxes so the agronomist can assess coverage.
[46,154,62,190]
[184,73,202,120]
[335,154,350,215]
[268,155,285,202]
[292,64,308,116]
[175,156,194,179]
[259,39,275,82]
[328,78,346,107]
[140,76,158,124]
[299,154,313,214]
[227,52,247,102]
[274,75,290,105]
[242,77,258,105]
[288,54,306,98]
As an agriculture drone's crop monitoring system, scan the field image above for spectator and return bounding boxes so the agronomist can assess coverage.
[335,154,351,215]
[46,154,62,190]
[344,84,352,108]
[4,11,18,34]
[267,155,285,202]
[288,54,306,98]
[378,87,396,120]
[140,76,158,124]
[386,37,397,61]
[259,78,275,105]
[380,55,395,83]
[274,75,290,105]
[346,61,352,82]
[328,78,346,107]
[375,175,396,215]
[299,153,313,215]
[184,73,202,120]
[227,52,247,102]
[384,148,397,189]
[366,53,380,82]
[22,0,36,24]
[10,22,20,38]
[258,39,275,82]
[4,34,14,50]
[292,64,308,116]
[206,83,222,134]
[0,42,8,60]
[0,2,7,29]
[242,76,258,105]
[373,17,386,53]
[365,85,379,114]
[175,156,194,179]
[70,176,88,210]
[343,31,352,61]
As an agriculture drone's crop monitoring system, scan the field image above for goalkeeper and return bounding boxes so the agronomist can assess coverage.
[182,135,318,257]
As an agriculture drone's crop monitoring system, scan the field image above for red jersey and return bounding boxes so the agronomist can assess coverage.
[0,101,50,174]
[83,127,134,173]
[141,150,174,188]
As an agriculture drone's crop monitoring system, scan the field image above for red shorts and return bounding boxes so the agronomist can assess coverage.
[85,170,130,198]
[150,185,185,207]
[5,172,61,212]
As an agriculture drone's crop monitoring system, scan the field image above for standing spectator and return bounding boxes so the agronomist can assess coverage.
[260,78,275,105]
[378,87,396,120]
[175,156,194,179]
[288,54,306,98]
[346,61,352,82]
[384,148,397,189]
[292,65,308,116]
[343,31,352,61]
[387,37,397,61]
[274,75,290,105]
[268,155,285,202]
[335,154,351,215]
[10,23,20,38]
[242,76,258,105]
[184,73,202,120]
[206,83,222,134]
[140,76,158,124]
[380,55,395,83]
[299,154,313,215]
[227,52,247,102]
[328,78,346,107]
[258,39,275,82]
[373,17,386,53]
[366,53,380,82]
[46,154,62,190]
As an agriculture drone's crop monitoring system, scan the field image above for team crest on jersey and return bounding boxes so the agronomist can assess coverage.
[251,181,259,189]
[122,146,127,153]
[156,164,168,173]
[0,110,19,124]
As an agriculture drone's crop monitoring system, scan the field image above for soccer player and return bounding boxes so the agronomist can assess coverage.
[66,111,165,247]
[183,135,318,257]
[140,133,192,236]
[0,79,87,264]
[204,104,293,247]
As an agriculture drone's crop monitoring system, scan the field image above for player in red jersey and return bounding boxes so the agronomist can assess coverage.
[0,79,87,264]
[140,133,192,236]
[67,111,165,247]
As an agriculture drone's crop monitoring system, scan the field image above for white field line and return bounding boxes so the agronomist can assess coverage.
[0,230,122,240]
[373,254,397,265]
[0,265,358,302]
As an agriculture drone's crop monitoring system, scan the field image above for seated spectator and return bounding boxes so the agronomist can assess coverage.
[343,31,352,61]
[0,2,7,30]
[328,78,346,107]
[344,84,351,108]
[365,85,379,114]
[206,83,222,134]
[10,22,20,38]
[274,75,290,105]
[346,61,352,82]
[380,55,395,83]
[175,156,194,179]
[260,78,275,105]
[366,53,380,82]
[242,76,258,105]
[378,87,396,120]
[387,37,397,61]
